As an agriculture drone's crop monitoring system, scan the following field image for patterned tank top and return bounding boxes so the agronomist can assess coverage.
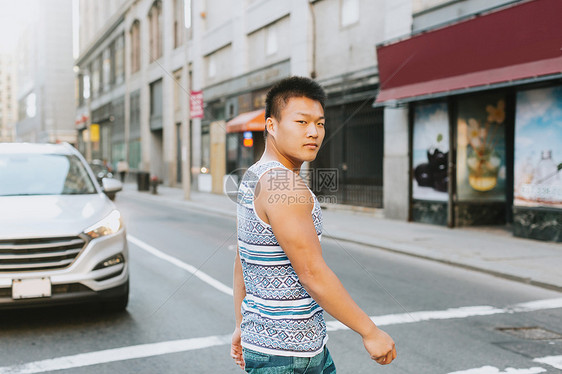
[237,160,327,357]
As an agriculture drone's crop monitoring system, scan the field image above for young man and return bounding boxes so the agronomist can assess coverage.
[231,76,396,373]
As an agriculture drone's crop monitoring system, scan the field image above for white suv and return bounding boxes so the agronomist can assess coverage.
[0,143,129,310]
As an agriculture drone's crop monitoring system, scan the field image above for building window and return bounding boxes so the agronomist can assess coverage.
[130,20,141,73]
[129,90,141,162]
[173,69,182,113]
[91,59,100,98]
[75,74,81,107]
[208,54,216,78]
[185,0,192,33]
[102,48,111,92]
[25,92,36,118]
[148,1,163,62]
[115,34,125,84]
[83,74,91,100]
[174,0,184,48]
[110,42,116,85]
[341,0,359,27]
[150,79,163,130]
[266,27,278,56]
[98,55,104,93]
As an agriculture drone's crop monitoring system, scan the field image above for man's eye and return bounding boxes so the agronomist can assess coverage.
[317,123,325,127]
[297,120,307,124]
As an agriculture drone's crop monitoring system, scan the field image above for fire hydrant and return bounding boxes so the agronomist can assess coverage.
[150,176,159,194]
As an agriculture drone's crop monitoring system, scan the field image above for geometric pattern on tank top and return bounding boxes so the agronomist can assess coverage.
[237,160,328,357]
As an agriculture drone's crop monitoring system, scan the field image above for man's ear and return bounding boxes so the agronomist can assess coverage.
[266,117,277,137]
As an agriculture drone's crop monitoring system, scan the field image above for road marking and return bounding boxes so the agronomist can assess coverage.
[1,297,561,373]
[0,335,231,374]
[534,355,562,369]
[127,235,233,296]
[325,297,562,331]
[447,366,546,373]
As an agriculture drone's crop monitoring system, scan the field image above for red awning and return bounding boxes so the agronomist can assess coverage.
[226,109,266,133]
[375,0,562,104]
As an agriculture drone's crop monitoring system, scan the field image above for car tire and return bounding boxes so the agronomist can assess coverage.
[101,280,129,312]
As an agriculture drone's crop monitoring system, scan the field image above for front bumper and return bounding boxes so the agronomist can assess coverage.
[0,229,129,309]
[0,281,128,309]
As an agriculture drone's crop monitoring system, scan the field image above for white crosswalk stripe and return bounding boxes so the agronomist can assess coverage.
[447,366,546,373]
[0,297,560,373]
[533,355,562,370]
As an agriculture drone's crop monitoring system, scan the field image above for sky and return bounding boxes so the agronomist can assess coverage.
[0,0,31,54]
[0,0,79,58]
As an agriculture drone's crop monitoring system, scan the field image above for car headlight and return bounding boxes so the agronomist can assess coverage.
[84,210,122,239]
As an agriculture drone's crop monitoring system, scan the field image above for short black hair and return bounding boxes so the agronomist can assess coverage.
[264,76,326,137]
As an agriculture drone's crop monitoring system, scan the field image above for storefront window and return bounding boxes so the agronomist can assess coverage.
[412,102,449,201]
[201,124,210,172]
[112,142,126,171]
[226,133,238,174]
[128,139,141,170]
[514,85,562,209]
[457,93,507,201]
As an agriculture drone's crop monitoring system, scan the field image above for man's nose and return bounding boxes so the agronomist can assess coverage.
[307,123,319,137]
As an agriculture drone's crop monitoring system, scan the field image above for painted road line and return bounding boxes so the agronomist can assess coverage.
[0,335,231,374]
[447,366,546,373]
[127,235,233,296]
[325,297,562,331]
[533,355,562,370]
[1,297,561,373]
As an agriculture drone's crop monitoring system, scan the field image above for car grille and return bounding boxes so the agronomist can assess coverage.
[0,236,86,272]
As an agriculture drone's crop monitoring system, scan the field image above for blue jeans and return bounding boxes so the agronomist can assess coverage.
[243,346,336,374]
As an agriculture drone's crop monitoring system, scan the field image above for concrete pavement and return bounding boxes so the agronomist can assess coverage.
[118,183,562,292]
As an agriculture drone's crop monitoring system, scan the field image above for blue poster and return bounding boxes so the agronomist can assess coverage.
[514,86,562,208]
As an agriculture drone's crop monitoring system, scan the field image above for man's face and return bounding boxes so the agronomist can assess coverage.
[268,96,325,163]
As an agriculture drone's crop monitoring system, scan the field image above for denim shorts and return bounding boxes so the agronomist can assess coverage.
[243,346,336,374]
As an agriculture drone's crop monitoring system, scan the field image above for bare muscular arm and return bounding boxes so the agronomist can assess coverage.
[254,170,397,365]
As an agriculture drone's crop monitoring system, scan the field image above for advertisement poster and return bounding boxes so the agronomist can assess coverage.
[457,94,506,201]
[514,86,562,208]
[413,103,449,201]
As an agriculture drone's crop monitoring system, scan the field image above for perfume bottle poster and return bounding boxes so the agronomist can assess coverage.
[412,103,449,201]
[457,93,507,201]
[514,85,562,208]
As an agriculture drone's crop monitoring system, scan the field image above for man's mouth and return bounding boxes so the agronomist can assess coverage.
[304,143,318,148]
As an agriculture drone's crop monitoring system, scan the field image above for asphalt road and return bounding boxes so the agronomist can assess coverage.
[1,194,561,373]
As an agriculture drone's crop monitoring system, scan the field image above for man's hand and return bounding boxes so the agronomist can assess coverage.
[230,327,245,370]
[362,327,397,365]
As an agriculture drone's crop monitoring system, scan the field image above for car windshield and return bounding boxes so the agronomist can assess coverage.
[0,153,97,196]
[89,164,104,174]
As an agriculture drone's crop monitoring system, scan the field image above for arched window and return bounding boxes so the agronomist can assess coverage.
[173,0,185,48]
[130,20,141,73]
[148,1,163,61]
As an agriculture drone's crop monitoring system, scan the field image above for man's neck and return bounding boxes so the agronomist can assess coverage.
[260,143,302,173]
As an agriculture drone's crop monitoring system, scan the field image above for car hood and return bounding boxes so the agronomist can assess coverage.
[0,194,115,240]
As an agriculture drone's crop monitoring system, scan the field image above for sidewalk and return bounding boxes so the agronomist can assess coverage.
[119,183,562,292]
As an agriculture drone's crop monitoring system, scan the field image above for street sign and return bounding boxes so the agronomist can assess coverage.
[190,90,204,119]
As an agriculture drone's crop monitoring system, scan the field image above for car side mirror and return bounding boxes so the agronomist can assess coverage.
[102,178,123,194]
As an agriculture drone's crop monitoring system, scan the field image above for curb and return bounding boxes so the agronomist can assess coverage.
[322,233,562,293]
